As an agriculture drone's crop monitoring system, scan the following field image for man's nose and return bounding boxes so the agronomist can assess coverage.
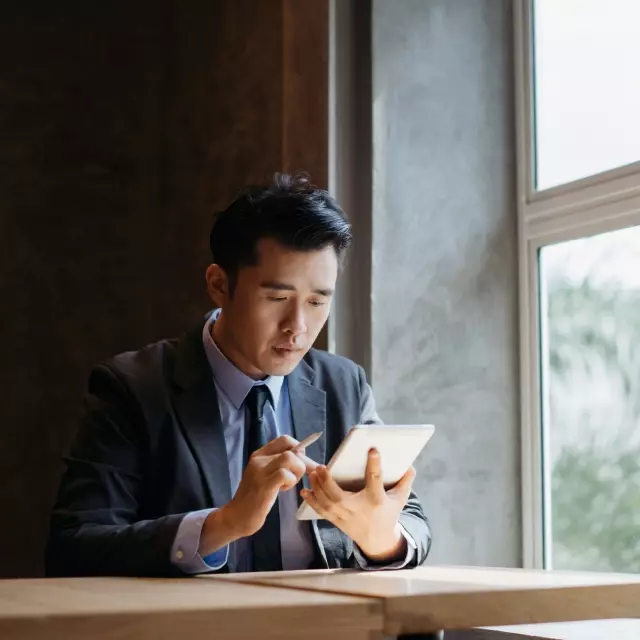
[284,305,307,336]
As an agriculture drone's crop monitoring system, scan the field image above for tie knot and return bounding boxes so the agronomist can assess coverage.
[246,385,271,421]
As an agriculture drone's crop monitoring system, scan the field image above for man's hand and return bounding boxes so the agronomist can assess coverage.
[199,435,317,556]
[228,435,318,536]
[300,449,415,563]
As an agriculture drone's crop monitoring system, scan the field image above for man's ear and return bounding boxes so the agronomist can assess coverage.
[205,264,229,307]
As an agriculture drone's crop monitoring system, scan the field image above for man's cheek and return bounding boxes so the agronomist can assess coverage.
[258,306,284,333]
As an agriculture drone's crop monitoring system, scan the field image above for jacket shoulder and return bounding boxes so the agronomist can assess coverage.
[301,348,364,389]
[302,348,359,372]
[100,337,179,382]
[87,334,190,415]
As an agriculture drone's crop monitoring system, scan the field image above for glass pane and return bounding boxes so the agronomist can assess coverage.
[540,226,640,572]
[534,0,640,190]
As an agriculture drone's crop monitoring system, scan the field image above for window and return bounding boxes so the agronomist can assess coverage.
[515,0,640,570]
[540,227,640,571]
[533,0,640,190]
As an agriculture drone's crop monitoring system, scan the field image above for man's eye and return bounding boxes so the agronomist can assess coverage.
[268,296,287,302]
[309,300,326,307]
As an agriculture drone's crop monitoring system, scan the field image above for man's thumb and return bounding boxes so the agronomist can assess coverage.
[388,466,416,497]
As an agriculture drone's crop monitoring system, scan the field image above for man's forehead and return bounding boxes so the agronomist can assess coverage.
[245,241,338,290]
[255,240,337,269]
[259,279,334,297]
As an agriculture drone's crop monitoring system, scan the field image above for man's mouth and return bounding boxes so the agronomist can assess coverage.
[272,345,302,357]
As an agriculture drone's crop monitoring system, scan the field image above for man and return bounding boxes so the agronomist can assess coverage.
[46,174,431,576]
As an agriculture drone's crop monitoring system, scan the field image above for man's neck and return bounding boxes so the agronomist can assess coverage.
[211,313,266,381]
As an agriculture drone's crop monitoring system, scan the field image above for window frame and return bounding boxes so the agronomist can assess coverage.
[514,0,640,569]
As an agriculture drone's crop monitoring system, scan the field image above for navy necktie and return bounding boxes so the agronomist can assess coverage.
[245,385,282,572]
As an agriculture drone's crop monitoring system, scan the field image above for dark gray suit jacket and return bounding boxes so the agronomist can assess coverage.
[46,322,431,576]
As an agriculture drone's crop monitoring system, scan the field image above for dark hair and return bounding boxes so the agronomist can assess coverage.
[210,173,352,292]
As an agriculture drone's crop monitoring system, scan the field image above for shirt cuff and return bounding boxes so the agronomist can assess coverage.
[171,508,229,574]
[353,523,417,570]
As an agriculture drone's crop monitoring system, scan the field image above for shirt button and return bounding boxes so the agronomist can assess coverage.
[175,550,184,560]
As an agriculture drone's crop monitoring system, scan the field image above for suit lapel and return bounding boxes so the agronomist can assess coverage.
[287,359,326,483]
[172,325,232,510]
[287,359,333,568]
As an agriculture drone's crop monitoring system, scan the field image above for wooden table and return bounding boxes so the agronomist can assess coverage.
[484,618,640,639]
[0,577,383,640]
[215,565,640,637]
[3,567,638,639]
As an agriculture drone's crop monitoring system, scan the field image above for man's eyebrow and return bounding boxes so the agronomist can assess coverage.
[260,281,296,292]
[313,288,334,297]
[260,281,334,297]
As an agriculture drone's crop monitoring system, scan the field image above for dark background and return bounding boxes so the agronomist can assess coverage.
[0,0,330,577]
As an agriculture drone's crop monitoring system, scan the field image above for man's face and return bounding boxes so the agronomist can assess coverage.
[209,237,338,378]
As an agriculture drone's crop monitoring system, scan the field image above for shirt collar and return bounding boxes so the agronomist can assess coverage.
[202,309,284,410]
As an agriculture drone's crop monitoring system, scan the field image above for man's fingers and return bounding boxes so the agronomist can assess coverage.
[300,489,335,523]
[308,472,337,513]
[258,435,300,456]
[388,465,416,499]
[365,448,385,502]
[266,450,306,484]
[255,436,318,468]
[269,466,299,491]
[315,466,344,502]
[296,452,319,474]
[255,471,289,513]
[253,436,319,475]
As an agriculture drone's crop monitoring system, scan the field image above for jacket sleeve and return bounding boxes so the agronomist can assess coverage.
[357,367,433,567]
[46,364,187,577]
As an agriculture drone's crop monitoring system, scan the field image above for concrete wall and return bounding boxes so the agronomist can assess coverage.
[370,0,521,566]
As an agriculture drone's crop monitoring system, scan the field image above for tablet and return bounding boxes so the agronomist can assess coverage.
[296,424,434,520]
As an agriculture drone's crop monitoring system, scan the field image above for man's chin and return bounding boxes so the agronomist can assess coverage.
[263,351,304,376]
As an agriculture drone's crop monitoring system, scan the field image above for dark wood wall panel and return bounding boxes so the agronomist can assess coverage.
[0,0,329,577]
[282,0,329,184]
